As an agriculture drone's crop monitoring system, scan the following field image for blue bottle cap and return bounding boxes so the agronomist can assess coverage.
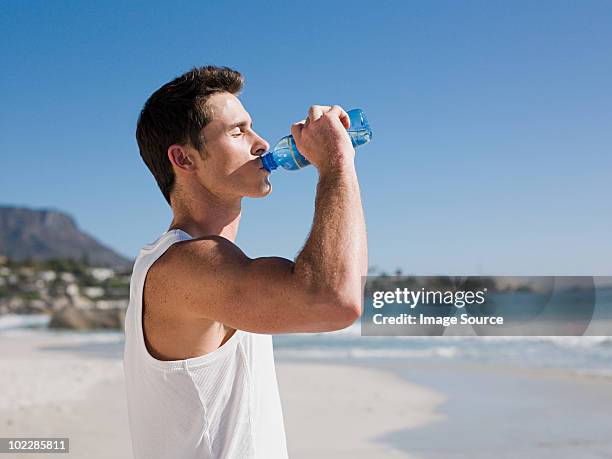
[260,153,278,172]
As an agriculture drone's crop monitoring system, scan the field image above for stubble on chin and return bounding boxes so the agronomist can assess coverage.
[244,180,272,198]
[263,181,272,196]
[259,179,272,197]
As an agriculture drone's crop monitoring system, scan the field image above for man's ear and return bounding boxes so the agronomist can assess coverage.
[167,145,196,171]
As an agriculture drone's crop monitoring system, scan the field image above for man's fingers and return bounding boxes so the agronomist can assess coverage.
[306,105,350,129]
[298,104,350,137]
[329,105,350,129]
[307,105,325,123]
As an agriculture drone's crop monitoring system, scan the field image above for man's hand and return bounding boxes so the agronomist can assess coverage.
[290,105,355,173]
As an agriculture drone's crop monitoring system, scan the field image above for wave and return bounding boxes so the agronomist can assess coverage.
[0,313,50,331]
[294,324,612,349]
[276,345,461,360]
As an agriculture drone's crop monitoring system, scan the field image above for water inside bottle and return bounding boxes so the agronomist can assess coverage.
[347,109,372,147]
[348,127,372,147]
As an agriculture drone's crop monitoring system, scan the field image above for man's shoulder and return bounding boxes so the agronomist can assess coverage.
[143,238,219,320]
[170,234,243,257]
[149,235,247,285]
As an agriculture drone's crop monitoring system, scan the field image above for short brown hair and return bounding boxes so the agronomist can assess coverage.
[136,65,244,206]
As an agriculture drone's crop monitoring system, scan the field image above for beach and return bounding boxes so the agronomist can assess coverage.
[1,326,611,458]
[0,329,442,458]
[277,362,444,458]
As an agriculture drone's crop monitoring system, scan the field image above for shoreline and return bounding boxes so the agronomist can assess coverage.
[332,358,612,458]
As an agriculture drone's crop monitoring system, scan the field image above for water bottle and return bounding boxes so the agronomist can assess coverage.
[260,108,372,172]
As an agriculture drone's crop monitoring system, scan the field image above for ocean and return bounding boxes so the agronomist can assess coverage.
[1,313,611,378]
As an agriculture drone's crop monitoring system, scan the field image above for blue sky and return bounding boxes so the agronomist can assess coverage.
[1,0,611,275]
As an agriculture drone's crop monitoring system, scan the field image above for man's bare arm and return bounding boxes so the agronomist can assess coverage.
[294,161,368,316]
[156,105,367,334]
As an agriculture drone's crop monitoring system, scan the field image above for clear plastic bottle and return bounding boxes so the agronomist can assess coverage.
[260,108,372,172]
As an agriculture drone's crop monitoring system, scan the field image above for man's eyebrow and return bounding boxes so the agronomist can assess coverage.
[228,120,253,129]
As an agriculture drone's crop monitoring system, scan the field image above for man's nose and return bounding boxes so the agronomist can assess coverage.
[252,135,270,156]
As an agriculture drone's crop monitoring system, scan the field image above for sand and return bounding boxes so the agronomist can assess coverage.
[0,331,444,458]
[277,362,445,458]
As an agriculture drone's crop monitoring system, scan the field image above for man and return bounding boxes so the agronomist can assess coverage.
[123,65,367,459]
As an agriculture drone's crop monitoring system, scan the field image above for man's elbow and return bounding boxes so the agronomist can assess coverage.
[335,303,362,330]
[322,290,362,330]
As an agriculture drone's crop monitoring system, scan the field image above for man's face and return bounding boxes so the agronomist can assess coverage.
[194,92,271,199]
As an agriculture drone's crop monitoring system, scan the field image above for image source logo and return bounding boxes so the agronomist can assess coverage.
[361,276,612,337]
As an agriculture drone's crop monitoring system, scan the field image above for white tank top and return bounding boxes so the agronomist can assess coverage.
[123,229,288,459]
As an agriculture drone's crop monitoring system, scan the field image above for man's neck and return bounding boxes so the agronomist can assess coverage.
[168,191,242,242]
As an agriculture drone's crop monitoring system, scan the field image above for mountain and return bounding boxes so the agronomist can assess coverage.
[0,205,133,270]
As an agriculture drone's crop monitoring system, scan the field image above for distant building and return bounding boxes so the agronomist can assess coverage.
[40,271,57,282]
[84,286,105,299]
[60,272,76,283]
[89,267,115,282]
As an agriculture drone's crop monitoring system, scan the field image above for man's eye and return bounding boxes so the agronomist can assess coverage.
[232,131,243,137]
